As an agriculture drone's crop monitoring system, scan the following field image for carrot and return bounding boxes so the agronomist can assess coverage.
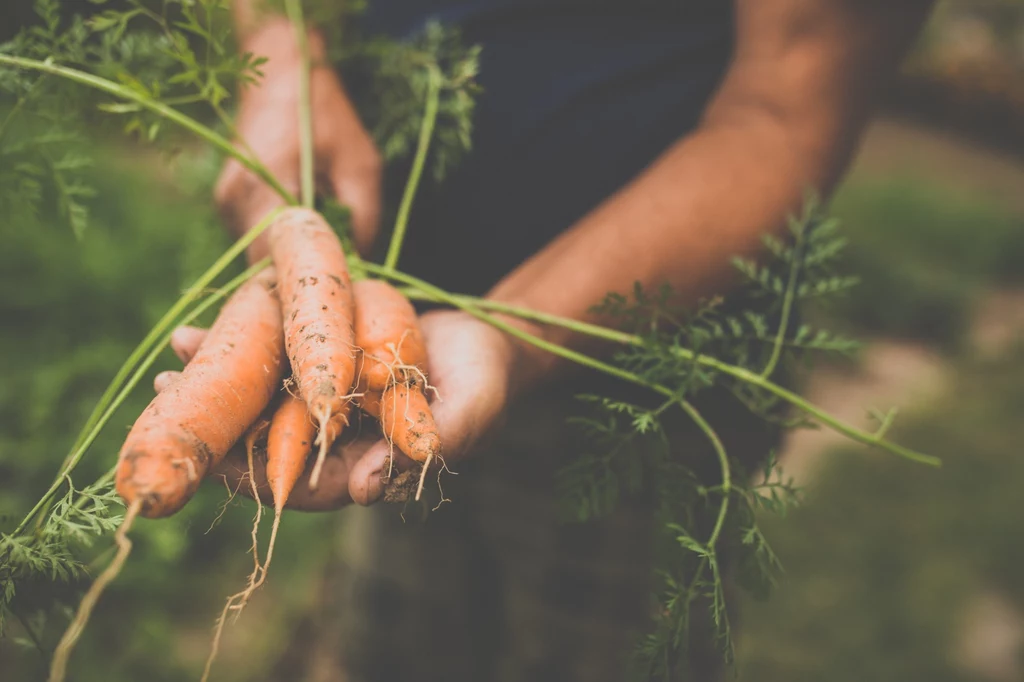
[116,269,285,518]
[349,278,440,500]
[379,383,440,465]
[268,207,356,488]
[379,382,441,501]
[266,392,316,512]
[352,279,426,392]
[358,388,384,419]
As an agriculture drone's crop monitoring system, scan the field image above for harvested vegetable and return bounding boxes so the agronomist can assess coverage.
[269,207,357,488]
[115,269,285,518]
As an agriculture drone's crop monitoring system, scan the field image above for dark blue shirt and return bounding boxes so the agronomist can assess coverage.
[363,1,735,295]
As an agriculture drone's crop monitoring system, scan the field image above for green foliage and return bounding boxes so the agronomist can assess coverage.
[345,20,480,181]
[558,202,860,677]
[0,0,259,239]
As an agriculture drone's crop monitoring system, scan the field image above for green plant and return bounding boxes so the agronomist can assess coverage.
[0,1,941,679]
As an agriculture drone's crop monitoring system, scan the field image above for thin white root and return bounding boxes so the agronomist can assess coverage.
[206,473,247,535]
[201,439,266,682]
[415,453,433,502]
[432,458,455,512]
[241,436,265,605]
[308,407,332,490]
[49,500,142,682]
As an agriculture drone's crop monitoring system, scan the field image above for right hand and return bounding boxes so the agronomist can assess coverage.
[214,19,382,261]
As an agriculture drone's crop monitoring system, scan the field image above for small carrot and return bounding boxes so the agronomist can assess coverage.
[350,278,440,500]
[379,383,441,501]
[266,392,316,512]
[379,382,440,466]
[268,207,356,488]
[116,269,285,518]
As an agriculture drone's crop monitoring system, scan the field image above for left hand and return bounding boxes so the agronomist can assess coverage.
[158,309,535,508]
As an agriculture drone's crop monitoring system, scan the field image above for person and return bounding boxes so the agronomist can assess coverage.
[167,1,935,679]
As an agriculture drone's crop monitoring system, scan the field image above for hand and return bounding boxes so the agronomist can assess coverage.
[158,310,536,510]
[214,19,381,261]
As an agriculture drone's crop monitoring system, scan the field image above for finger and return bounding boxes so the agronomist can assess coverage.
[153,370,181,394]
[331,159,381,257]
[169,325,208,365]
[347,440,415,506]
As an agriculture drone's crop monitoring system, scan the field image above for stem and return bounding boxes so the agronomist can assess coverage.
[284,0,316,208]
[678,402,730,549]
[761,233,804,379]
[375,267,940,467]
[16,258,271,537]
[383,67,442,271]
[0,55,295,206]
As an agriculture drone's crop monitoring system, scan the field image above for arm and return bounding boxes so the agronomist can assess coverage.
[489,0,935,389]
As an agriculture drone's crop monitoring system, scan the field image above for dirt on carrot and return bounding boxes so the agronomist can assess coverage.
[268,207,357,488]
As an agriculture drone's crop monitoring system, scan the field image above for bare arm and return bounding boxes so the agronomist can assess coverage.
[489,0,935,388]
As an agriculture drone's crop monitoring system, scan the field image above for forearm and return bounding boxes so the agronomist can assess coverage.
[489,0,934,388]
[488,113,841,383]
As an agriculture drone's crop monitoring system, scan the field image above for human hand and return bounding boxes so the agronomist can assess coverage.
[214,19,381,261]
[158,309,540,510]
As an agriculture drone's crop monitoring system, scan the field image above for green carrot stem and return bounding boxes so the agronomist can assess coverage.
[383,67,442,271]
[284,0,316,209]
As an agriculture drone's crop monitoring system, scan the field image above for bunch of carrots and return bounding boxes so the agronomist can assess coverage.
[115,204,439,536]
[105,206,442,679]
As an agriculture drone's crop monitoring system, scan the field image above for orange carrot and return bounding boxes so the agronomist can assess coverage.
[116,269,285,518]
[352,279,426,392]
[358,388,384,419]
[349,278,440,500]
[378,383,440,465]
[266,392,316,512]
[268,207,356,488]
[379,382,441,501]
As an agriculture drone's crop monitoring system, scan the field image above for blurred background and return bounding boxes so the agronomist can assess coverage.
[2,1,1023,680]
